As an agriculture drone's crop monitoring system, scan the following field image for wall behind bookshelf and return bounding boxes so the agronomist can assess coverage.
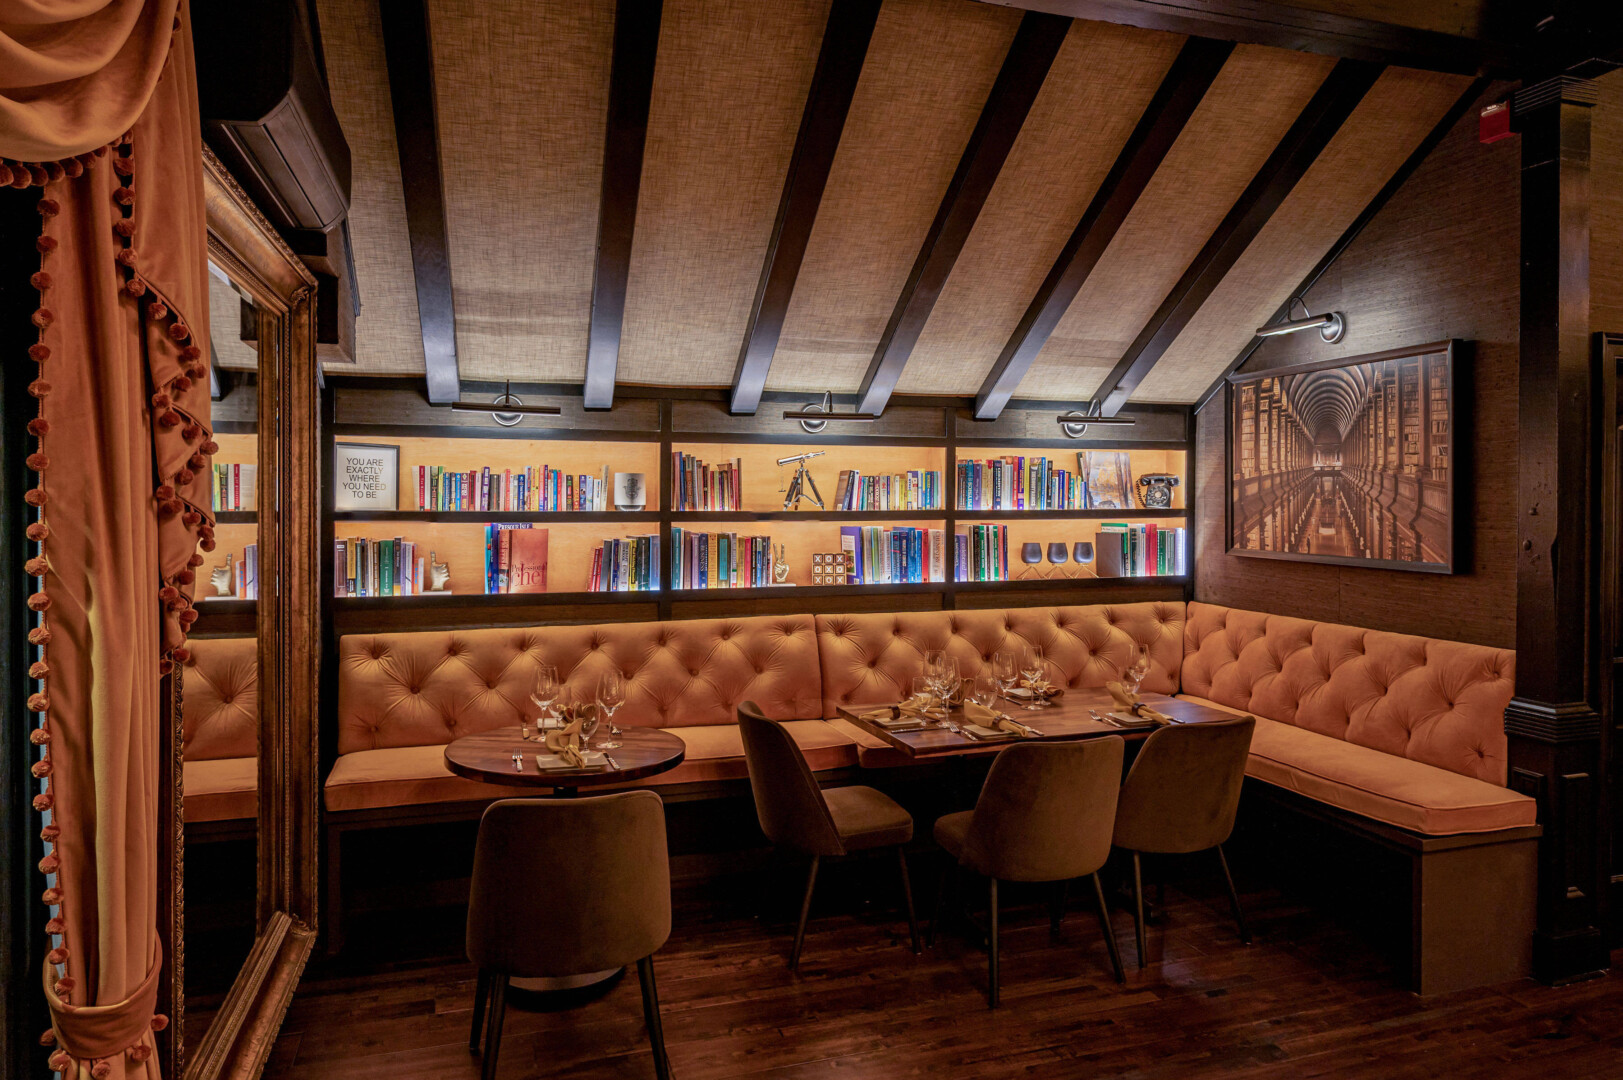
[326,381,1195,629]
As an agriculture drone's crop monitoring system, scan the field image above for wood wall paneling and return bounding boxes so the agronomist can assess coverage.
[1192,72,1518,649]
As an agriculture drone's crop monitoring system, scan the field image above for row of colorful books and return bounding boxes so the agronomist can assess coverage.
[670,529,774,589]
[954,523,1009,582]
[956,456,1092,511]
[409,465,611,512]
[838,526,946,584]
[672,453,742,511]
[590,535,660,592]
[335,537,425,597]
[1095,524,1187,577]
[833,470,943,512]
[211,463,256,511]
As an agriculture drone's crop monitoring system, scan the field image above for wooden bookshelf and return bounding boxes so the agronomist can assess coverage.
[325,384,1195,629]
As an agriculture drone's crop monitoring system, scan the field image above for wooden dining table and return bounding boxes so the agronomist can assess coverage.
[838,688,1239,758]
[444,725,686,797]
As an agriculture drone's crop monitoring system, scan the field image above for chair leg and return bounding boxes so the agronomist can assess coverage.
[790,854,820,971]
[896,847,921,955]
[1048,879,1069,944]
[987,878,1000,1009]
[927,858,951,947]
[1131,851,1147,969]
[637,956,672,1080]
[481,974,508,1080]
[1091,873,1125,984]
[1217,844,1250,944]
[469,968,490,1053]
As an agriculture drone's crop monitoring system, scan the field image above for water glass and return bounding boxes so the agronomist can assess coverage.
[1124,643,1152,696]
[529,664,559,737]
[1021,644,1048,710]
[596,670,626,749]
[971,674,998,711]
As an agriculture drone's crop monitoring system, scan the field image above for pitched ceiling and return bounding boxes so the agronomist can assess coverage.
[315,0,1474,405]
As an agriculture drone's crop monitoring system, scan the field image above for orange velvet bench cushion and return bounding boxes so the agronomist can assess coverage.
[182,637,259,822]
[329,614,852,809]
[815,602,1185,716]
[1179,696,1535,835]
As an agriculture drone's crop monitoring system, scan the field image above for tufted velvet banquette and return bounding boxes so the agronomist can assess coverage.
[182,637,258,823]
[1180,602,1533,834]
[330,614,841,809]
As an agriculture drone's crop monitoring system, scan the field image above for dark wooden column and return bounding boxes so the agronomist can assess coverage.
[1505,73,1609,984]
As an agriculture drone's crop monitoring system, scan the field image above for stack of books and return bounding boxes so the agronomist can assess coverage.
[670,529,772,589]
[409,465,610,512]
[1094,523,1187,577]
[486,524,549,593]
[672,453,743,511]
[832,470,943,511]
[335,537,423,597]
[211,463,256,511]
[838,526,945,584]
[954,524,1010,582]
[956,457,1085,511]
[590,535,661,591]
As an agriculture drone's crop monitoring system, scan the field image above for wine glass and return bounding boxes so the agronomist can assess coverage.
[529,664,559,739]
[933,657,961,718]
[596,670,625,749]
[970,674,998,711]
[910,675,935,714]
[1021,644,1048,710]
[991,650,1018,701]
[1124,643,1152,696]
[578,700,601,752]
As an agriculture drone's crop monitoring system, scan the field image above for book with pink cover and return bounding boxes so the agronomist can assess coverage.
[506,528,549,593]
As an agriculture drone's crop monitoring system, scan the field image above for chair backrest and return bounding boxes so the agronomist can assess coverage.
[959,737,1125,882]
[182,636,258,760]
[736,702,845,857]
[1112,716,1256,855]
[466,792,670,977]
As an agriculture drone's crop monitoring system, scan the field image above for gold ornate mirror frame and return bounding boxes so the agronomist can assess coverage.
[159,145,322,1079]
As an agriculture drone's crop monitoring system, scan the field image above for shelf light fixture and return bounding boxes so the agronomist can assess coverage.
[1255,296,1345,344]
[1057,403,1135,439]
[448,380,562,426]
[783,391,877,433]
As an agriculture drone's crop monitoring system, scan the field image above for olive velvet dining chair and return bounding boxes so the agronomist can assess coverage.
[466,792,673,1080]
[931,737,1126,1007]
[1112,715,1256,968]
[737,701,921,969]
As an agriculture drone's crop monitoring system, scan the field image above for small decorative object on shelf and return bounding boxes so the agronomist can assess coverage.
[811,551,850,586]
[210,554,235,597]
[1137,472,1180,509]
[335,441,400,511]
[613,471,647,511]
[426,553,451,593]
[772,542,791,585]
[1018,542,1043,579]
[1080,451,1133,510]
[778,450,825,510]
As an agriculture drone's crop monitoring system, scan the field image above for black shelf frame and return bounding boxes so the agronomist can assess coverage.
[322,382,1196,629]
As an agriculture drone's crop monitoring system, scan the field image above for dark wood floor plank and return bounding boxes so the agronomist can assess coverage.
[263,874,1622,1080]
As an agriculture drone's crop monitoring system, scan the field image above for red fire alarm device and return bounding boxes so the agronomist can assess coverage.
[1480,101,1512,143]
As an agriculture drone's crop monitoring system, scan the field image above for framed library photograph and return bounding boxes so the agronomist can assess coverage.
[335,441,400,511]
[1226,340,1462,574]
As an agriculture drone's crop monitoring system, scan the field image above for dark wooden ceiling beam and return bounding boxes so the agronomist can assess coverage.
[854,10,1071,418]
[729,0,882,416]
[972,36,1233,421]
[1192,76,1491,413]
[972,0,1511,76]
[1092,58,1383,416]
[379,0,460,403]
[584,0,663,410]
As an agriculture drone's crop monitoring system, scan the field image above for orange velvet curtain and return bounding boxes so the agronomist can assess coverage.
[1,3,213,1078]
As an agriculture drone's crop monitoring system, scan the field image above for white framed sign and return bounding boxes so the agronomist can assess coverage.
[335,441,399,511]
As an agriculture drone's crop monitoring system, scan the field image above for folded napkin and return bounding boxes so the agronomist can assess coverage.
[1106,681,1171,725]
[1017,677,1063,700]
[533,750,608,771]
[961,701,1035,738]
[897,692,946,720]
[543,706,591,766]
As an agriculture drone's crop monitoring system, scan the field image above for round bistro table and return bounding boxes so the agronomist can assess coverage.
[445,725,686,796]
[444,725,686,993]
